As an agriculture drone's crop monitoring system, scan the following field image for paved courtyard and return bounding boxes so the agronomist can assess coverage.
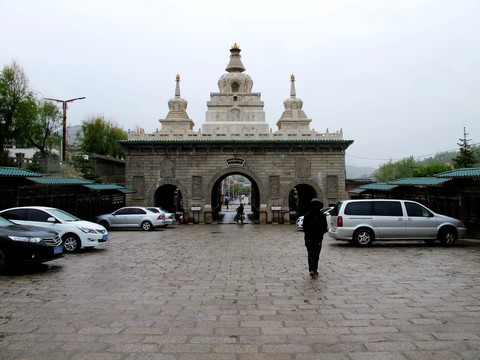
[1,224,479,360]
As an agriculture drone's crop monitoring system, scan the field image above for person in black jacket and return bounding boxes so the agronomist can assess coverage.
[235,203,244,224]
[303,198,328,278]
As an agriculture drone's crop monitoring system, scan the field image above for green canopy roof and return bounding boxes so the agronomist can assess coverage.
[84,184,125,190]
[435,168,480,178]
[0,167,43,177]
[84,184,136,193]
[27,177,94,185]
[389,177,451,186]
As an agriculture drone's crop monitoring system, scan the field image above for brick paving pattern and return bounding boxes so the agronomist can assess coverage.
[1,224,479,359]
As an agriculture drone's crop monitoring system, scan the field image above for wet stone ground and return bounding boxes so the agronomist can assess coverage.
[1,224,479,360]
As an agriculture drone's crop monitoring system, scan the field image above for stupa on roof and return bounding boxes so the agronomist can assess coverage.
[158,74,195,133]
[129,43,344,141]
[202,43,269,135]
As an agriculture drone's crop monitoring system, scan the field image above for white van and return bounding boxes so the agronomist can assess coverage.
[328,199,467,246]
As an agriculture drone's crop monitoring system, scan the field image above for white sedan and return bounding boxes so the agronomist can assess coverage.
[296,207,334,231]
[147,207,175,227]
[0,206,108,253]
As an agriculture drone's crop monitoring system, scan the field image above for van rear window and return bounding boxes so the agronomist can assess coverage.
[344,202,372,215]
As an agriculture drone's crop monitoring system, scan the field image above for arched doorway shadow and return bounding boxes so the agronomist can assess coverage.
[150,181,187,222]
[285,180,322,221]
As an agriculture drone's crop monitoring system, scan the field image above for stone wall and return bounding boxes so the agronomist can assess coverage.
[123,142,348,223]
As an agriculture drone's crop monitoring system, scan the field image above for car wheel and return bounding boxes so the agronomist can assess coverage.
[62,233,81,253]
[438,227,457,246]
[99,220,109,230]
[141,221,152,231]
[0,248,8,271]
[353,228,374,246]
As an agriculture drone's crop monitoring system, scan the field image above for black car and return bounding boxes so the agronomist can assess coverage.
[0,216,63,272]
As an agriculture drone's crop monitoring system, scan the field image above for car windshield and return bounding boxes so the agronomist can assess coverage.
[48,208,80,222]
[0,216,14,227]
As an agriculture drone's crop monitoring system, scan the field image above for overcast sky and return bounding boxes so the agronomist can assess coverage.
[1,0,479,168]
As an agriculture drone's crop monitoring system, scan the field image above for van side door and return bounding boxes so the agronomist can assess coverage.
[372,201,406,239]
[405,201,436,239]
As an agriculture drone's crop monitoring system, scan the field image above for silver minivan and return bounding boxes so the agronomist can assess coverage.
[328,199,467,246]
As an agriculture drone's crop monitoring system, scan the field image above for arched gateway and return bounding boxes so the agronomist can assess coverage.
[120,44,353,223]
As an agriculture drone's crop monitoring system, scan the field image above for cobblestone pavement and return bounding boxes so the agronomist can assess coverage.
[1,225,479,360]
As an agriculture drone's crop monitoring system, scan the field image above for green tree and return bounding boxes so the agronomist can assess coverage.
[412,163,453,177]
[452,127,476,169]
[79,116,127,158]
[70,152,104,183]
[0,61,36,159]
[373,156,417,182]
[28,99,62,157]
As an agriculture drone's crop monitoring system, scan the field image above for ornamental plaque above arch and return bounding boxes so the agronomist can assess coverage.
[160,158,175,178]
[296,158,311,178]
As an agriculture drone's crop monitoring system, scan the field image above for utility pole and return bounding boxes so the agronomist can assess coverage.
[45,97,86,162]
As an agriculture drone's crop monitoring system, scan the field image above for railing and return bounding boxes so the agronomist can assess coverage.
[127,128,344,141]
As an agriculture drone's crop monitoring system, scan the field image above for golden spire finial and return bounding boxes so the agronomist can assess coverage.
[232,43,239,49]
[291,74,295,81]
[176,74,180,81]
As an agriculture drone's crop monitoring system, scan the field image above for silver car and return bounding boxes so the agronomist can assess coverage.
[95,207,165,231]
[146,207,175,227]
[328,199,467,246]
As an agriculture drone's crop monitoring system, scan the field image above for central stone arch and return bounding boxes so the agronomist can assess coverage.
[207,167,264,218]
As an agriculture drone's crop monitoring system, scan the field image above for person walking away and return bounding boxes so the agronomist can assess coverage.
[236,203,244,224]
[303,198,328,278]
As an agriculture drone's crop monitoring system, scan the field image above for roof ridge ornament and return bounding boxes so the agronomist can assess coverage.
[226,43,245,73]
[175,74,181,97]
[290,74,296,98]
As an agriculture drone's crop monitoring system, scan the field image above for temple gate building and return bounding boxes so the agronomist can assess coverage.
[120,44,353,223]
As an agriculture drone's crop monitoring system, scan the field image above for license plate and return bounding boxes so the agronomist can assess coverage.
[103,234,108,240]
[54,246,63,254]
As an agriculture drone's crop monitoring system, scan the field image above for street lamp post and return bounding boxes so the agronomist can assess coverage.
[45,97,86,162]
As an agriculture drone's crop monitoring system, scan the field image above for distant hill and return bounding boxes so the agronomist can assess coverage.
[346,165,376,179]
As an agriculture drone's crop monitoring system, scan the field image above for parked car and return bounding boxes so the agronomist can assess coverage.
[0,216,63,271]
[95,207,165,231]
[146,207,175,227]
[0,207,108,253]
[328,199,467,246]
[296,206,334,231]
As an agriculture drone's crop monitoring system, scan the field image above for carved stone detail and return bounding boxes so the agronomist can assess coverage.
[133,176,144,200]
[296,158,311,178]
[192,176,202,199]
[269,176,280,198]
[160,159,175,178]
[327,175,338,198]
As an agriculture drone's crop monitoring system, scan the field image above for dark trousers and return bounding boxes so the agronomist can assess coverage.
[306,241,322,272]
